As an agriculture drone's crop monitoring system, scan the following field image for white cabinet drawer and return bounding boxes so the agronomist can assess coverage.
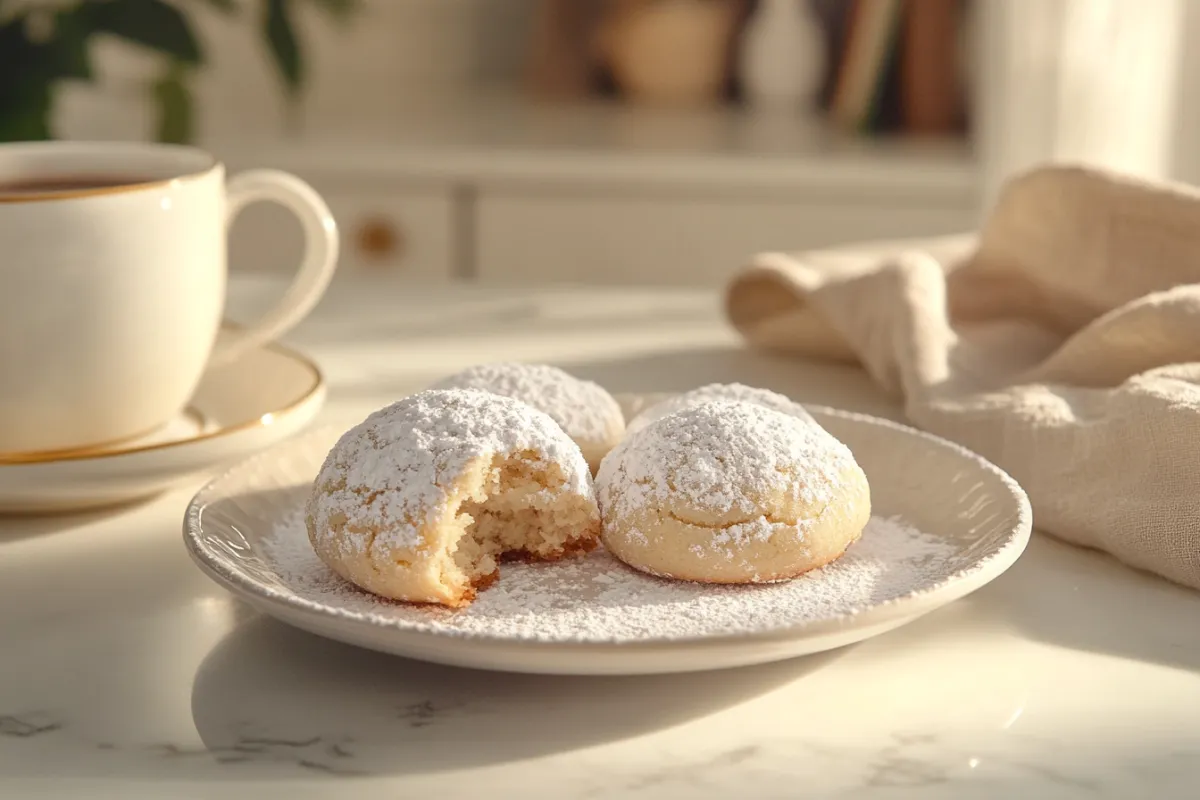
[229,185,456,282]
[476,193,975,285]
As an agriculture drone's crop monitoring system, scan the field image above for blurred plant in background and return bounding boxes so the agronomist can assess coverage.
[0,0,358,143]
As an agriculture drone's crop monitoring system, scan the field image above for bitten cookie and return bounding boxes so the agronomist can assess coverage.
[596,400,870,584]
[305,389,601,608]
[626,382,818,435]
[432,362,625,473]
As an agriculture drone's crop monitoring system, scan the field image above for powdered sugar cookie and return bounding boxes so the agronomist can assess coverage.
[432,362,625,474]
[596,400,869,584]
[306,389,601,608]
[626,382,818,436]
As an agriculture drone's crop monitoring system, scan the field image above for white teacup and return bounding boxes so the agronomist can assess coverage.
[0,141,339,456]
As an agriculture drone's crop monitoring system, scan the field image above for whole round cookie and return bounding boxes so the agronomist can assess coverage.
[306,389,601,608]
[626,382,818,435]
[596,400,870,584]
[432,362,624,474]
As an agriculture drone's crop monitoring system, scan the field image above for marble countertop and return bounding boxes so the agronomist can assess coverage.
[2,276,1199,800]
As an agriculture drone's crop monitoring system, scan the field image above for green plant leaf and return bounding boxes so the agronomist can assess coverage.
[45,6,96,81]
[0,81,52,141]
[0,15,37,83]
[0,17,55,140]
[92,0,204,64]
[152,63,193,143]
[263,0,303,95]
[0,106,53,141]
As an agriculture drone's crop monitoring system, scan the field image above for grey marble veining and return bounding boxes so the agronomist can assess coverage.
[0,713,63,739]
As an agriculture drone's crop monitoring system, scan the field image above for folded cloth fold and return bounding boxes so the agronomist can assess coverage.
[725,164,1200,590]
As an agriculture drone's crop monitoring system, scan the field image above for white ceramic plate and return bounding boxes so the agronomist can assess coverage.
[0,335,325,513]
[184,395,1032,675]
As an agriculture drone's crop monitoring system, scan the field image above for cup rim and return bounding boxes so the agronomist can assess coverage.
[0,141,221,204]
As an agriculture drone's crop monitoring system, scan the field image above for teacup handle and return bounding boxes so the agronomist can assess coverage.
[208,169,339,366]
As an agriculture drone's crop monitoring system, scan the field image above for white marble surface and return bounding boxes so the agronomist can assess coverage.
[2,276,1199,799]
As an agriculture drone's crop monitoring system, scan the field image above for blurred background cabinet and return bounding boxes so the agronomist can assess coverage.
[48,0,1194,287]
[474,179,973,285]
[227,177,459,282]
[216,91,975,286]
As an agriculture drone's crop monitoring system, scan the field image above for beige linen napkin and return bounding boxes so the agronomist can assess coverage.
[725,164,1200,590]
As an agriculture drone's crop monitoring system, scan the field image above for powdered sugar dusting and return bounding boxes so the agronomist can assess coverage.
[597,401,856,527]
[711,517,782,547]
[306,389,593,560]
[432,362,624,443]
[262,505,958,643]
[626,382,818,435]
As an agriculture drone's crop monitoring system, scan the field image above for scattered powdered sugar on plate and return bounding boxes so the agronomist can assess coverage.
[262,503,960,644]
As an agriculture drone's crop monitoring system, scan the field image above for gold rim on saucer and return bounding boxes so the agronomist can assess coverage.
[0,424,170,463]
[0,340,323,466]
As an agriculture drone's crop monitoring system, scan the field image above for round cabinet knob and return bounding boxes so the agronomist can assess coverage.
[354,216,405,265]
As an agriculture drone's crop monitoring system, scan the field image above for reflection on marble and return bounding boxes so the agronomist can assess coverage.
[0,597,1182,798]
[1,539,1199,798]
[187,616,835,777]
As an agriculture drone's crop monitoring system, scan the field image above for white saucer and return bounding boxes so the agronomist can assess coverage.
[0,338,325,513]
[184,396,1031,676]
